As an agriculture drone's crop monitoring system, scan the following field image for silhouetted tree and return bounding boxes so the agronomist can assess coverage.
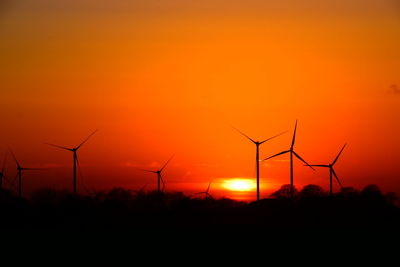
[385,192,398,206]
[103,188,135,211]
[361,184,383,197]
[339,186,359,197]
[361,184,386,203]
[107,188,134,202]
[299,184,326,198]
[270,184,298,199]
[31,188,69,206]
[0,188,16,204]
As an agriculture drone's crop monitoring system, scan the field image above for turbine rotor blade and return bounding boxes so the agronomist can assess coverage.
[293,151,315,170]
[21,168,46,171]
[76,153,91,194]
[3,174,12,185]
[1,151,8,173]
[331,168,343,188]
[332,143,347,165]
[76,129,98,150]
[44,142,73,151]
[232,126,256,144]
[6,173,19,189]
[8,148,21,168]
[139,184,147,192]
[160,155,174,172]
[260,131,288,145]
[138,168,157,173]
[206,181,212,193]
[160,175,166,192]
[291,120,298,148]
[75,153,87,194]
[263,150,290,161]
[308,164,330,168]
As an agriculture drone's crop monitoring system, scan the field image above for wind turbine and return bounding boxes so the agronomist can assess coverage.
[309,144,347,196]
[45,130,98,194]
[136,184,148,193]
[195,180,213,199]
[140,156,174,193]
[9,149,43,198]
[263,120,314,198]
[0,151,7,189]
[233,127,286,201]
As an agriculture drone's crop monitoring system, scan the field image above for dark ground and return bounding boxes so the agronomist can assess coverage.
[1,184,399,234]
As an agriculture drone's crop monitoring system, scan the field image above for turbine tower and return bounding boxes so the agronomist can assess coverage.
[45,130,98,194]
[9,150,43,198]
[140,156,174,193]
[233,127,286,201]
[263,120,314,198]
[309,144,347,196]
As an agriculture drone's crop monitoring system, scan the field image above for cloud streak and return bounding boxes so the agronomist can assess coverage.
[389,84,400,95]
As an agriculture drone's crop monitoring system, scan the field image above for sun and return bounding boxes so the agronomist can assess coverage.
[223,179,256,192]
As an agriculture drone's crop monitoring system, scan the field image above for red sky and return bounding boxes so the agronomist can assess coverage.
[1,0,399,200]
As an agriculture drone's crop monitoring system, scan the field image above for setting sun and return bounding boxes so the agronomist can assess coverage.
[223,179,256,192]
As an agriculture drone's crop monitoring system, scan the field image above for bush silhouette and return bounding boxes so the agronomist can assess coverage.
[299,184,327,198]
[270,184,298,199]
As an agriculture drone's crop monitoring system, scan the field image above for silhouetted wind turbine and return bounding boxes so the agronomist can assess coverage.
[45,130,98,194]
[233,127,286,201]
[195,180,213,199]
[135,184,148,194]
[9,149,43,198]
[263,120,314,198]
[140,156,174,193]
[0,151,7,189]
[309,144,347,196]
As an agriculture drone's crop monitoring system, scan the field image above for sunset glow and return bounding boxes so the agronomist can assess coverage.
[223,179,256,192]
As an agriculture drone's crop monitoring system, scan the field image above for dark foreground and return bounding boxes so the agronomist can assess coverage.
[1,184,399,233]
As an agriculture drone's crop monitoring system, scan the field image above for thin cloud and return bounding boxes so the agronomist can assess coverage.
[18,163,65,169]
[123,161,160,168]
[123,162,139,168]
[389,84,400,95]
[41,163,65,168]
[263,159,290,164]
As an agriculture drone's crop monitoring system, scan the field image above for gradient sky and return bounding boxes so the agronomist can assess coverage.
[1,0,399,200]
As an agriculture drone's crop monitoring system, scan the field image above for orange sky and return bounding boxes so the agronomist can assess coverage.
[1,0,399,200]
